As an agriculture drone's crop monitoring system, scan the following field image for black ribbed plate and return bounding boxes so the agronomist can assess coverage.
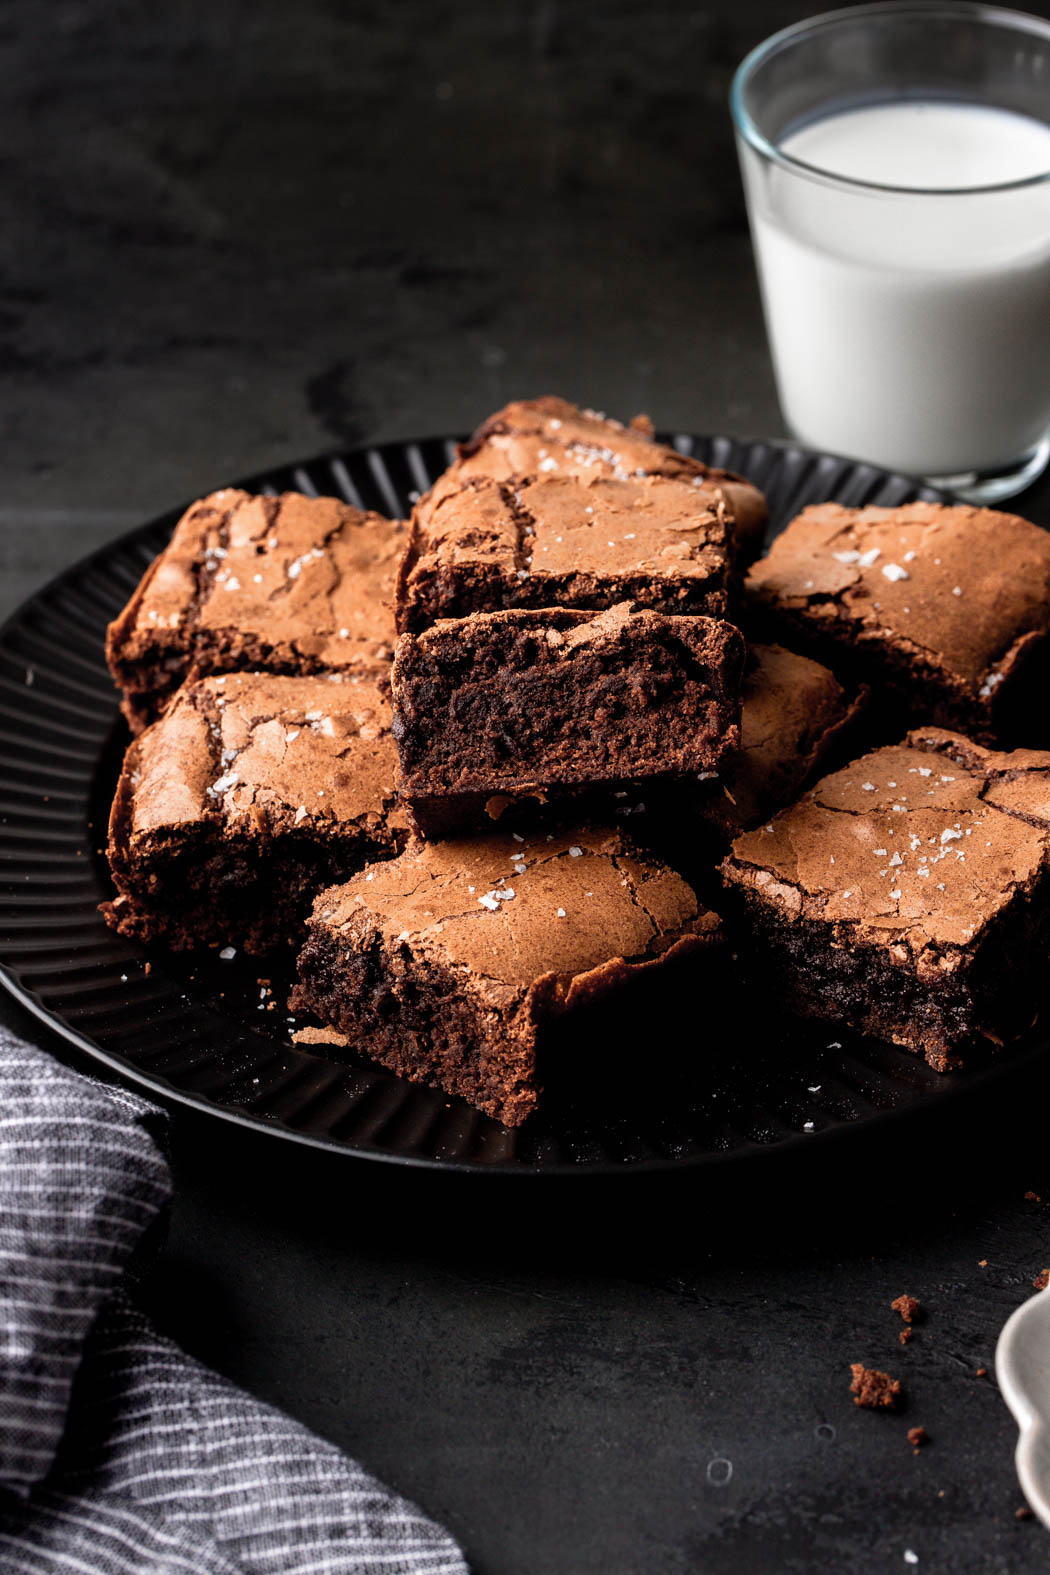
[0,434,1042,1173]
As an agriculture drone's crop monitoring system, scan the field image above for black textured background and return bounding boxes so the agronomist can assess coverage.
[5,2,1050,1569]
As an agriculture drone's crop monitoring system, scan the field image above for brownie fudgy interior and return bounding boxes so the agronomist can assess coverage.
[721,727,1050,1069]
[106,489,406,731]
[392,602,744,838]
[290,825,722,1126]
[103,671,407,954]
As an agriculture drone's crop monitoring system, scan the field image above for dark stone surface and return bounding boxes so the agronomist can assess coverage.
[5,1,1050,1569]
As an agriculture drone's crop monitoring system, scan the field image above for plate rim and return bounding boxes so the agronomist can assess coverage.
[6,430,1039,1178]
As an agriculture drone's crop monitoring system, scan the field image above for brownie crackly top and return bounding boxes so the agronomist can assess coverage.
[106,489,406,726]
[455,395,767,550]
[745,502,1050,727]
[397,471,732,633]
[722,727,1050,959]
[118,671,403,844]
[313,825,719,997]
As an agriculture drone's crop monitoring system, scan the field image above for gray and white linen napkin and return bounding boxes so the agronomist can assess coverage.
[0,1024,468,1575]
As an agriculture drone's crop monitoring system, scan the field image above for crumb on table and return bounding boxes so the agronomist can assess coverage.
[849,1363,902,1410]
[907,1426,928,1452]
[892,1293,923,1325]
[1034,1269,1049,1291]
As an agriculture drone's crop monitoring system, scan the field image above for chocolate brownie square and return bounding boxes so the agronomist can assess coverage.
[694,643,865,839]
[102,672,407,954]
[455,395,768,556]
[107,489,406,731]
[745,502,1050,741]
[396,471,733,635]
[392,603,744,838]
[720,727,1050,1069]
[291,825,722,1126]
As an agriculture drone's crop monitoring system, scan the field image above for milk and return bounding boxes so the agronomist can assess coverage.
[740,102,1050,477]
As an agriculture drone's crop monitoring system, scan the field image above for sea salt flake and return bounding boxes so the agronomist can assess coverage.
[832,549,861,563]
[890,889,902,900]
[889,852,903,866]
[556,907,566,918]
[952,585,962,596]
[294,805,308,824]
[697,771,718,781]
[861,782,876,792]
[903,550,916,561]
[569,846,583,857]
[857,547,881,566]
[219,946,236,960]
[827,1041,842,1049]
[874,849,888,857]
[478,893,500,911]
[941,828,962,843]
[882,563,909,582]
[803,1122,815,1133]
[918,767,932,777]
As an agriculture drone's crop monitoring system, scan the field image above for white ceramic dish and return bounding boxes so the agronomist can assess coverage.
[996,1286,1050,1526]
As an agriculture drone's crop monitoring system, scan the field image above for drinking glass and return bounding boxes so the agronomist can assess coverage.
[731,2,1050,501]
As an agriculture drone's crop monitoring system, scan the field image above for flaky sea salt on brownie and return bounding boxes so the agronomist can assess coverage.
[745,502,1050,741]
[106,489,406,732]
[396,471,733,635]
[720,728,1050,1070]
[392,603,744,838]
[454,395,768,555]
[290,825,721,1126]
[102,672,407,955]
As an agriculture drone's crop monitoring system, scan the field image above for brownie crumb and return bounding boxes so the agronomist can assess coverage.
[899,1328,914,1346]
[1025,1191,1042,1202]
[1033,1270,1049,1291]
[976,1367,987,1377]
[907,1426,928,1451]
[979,1259,988,1268]
[849,1363,902,1410]
[892,1294,923,1325]
[1016,1506,1034,1521]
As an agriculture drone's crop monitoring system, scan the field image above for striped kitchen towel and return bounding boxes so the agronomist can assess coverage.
[0,1024,468,1574]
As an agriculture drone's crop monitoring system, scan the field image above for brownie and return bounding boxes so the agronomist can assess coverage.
[102,672,407,954]
[454,395,768,557]
[396,470,734,635]
[391,602,745,838]
[691,643,864,840]
[290,825,722,1126]
[107,489,406,731]
[745,502,1050,742]
[720,727,1050,1070]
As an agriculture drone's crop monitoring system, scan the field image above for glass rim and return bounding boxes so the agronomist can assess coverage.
[730,0,1050,197]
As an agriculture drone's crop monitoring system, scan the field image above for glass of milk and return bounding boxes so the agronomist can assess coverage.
[731,2,1050,501]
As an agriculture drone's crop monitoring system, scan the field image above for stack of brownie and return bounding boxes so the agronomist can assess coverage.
[102,396,1050,1127]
